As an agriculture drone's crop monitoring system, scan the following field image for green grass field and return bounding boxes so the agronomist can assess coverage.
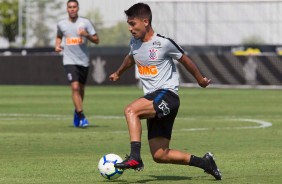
[0,86,281,184]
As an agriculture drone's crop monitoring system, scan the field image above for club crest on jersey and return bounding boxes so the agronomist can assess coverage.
[149,48,158,60]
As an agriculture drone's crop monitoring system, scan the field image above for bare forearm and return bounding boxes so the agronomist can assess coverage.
[55,36,63,52]
[109,55,135,81]
[55,37,61,47]
[116,55,135,76]
[87,34,99,44]
[178,55,211,87]
[179,55,203,81]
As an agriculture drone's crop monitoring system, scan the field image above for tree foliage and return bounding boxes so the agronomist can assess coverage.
[0,0,18,42]
[1,1,131,47]
[28,0,63,47]
[0,0,63,47]
[242,35,265,45]
[99,21,131,46]
[86,9,131,46]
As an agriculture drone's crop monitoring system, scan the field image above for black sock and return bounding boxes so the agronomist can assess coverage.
[130,141,141,160]
[76,110,85,120]
[188,155,207,170]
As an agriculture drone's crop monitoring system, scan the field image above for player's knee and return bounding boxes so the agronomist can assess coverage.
[124,105,136,116]
[71,85,80,92]
[152,154,166,163]
[151,149,168,163]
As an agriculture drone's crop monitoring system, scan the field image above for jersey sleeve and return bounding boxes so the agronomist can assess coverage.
[57,23,63,37]
[86,19,96,36]
[128,37,134,56]
[165,38,184,60]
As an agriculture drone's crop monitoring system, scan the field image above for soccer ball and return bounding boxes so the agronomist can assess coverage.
[98,153,124,180]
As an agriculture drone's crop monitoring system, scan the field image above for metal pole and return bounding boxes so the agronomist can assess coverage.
[205,2,208,45]
[18,0,23,46]
[173,1,177,42]
[25,0,30,47]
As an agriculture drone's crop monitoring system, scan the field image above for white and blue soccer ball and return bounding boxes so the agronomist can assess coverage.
[98,153,124,180]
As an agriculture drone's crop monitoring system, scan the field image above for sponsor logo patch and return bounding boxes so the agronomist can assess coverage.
[137,65,158,76]
[66,37,83,45]
[158,100,170,116]
[67,73,72,81]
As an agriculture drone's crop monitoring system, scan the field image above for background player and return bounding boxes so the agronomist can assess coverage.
[109,3,222,180]
[55,0,99,127]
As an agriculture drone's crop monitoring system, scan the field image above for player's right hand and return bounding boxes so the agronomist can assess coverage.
[198,77,211,88]
[55,46,63,52]
[109,73,120,81]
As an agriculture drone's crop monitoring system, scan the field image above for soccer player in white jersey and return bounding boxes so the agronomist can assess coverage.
[55,0,99,128]
[109,3,222,180]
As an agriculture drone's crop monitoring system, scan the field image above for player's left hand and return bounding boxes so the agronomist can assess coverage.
[198,77,211,88]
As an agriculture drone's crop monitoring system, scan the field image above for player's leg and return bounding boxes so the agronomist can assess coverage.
[149,137,222,180]
[64,65,81,127]
[149,137,210,167]
[64,65,89,127]
[146,89,222,180]
[115,89,179,170]
[79,83,85,101]
[72,82,86,113]
[115,98,155,171]
[147,110,190,165]
[124,97,156,142]
[148,115,222,180]
[115,97,155,170]
[71,81,83,112]
[75,65,89,127]
[71,81,88,127]
[149,137,190,164]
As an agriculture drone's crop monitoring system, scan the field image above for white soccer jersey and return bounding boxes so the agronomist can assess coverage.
[129,33,184,94]
[57,17,96,67]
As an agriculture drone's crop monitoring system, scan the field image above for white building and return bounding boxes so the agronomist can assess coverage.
[2,0,282,48]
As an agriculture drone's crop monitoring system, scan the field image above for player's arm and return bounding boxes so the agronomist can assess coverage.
[109,55,135,81]
[178,54,211,88]
[86,33,99,44]
[78,29,99,44]
[55,35,63,52]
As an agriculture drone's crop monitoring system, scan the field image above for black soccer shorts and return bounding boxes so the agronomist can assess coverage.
[64,65,89,84]
[144,89,180,140]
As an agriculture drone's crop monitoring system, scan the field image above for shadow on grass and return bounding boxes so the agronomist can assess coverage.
[136,175,192,183]
[105,175,193,183]
[67,124,108,128]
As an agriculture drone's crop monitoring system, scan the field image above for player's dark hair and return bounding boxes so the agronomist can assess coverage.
[125,3,152,25]
[67,0,79,6]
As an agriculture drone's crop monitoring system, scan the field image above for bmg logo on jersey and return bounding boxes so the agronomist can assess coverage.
[158,100,170,116]
[149,48,158,60]
[137,65,158,76]
[66,37,83,45]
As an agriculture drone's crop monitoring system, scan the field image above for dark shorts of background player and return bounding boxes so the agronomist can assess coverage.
[64,65,89,84]
[143,89,180,140]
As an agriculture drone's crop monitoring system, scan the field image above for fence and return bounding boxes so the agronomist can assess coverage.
[0,46,281,87]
